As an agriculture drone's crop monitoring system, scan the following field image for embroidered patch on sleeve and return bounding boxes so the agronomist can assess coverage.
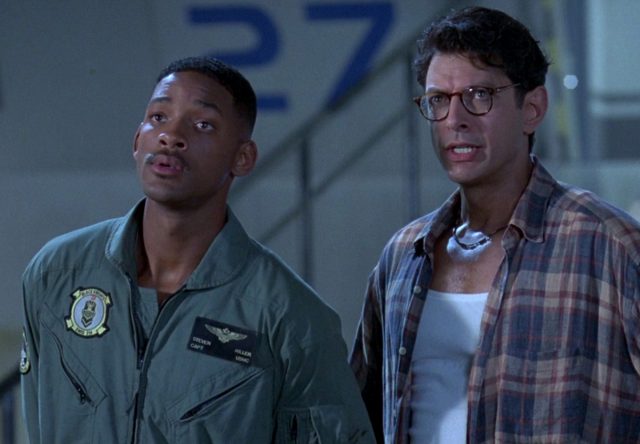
[19,329,31,375]
[187,317,257,366]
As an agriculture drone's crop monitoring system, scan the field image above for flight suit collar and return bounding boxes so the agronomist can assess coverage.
[105,200,252,289]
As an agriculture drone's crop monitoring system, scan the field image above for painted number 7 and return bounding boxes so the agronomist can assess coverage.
[188,2,394,111]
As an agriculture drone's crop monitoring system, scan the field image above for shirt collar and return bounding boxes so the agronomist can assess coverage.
[413,192,460,256]
[509,156,556,243]
[413,156,557,254]
[186,208,252,289]
[105,200,144,277]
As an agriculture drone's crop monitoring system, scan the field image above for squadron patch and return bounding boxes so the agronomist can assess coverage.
[65,287,112,337]
[188,317,257,366]
[19,329,30,374]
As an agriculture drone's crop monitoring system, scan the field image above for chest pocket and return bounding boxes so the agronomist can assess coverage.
[167,364,270,443]
[39,303,107,442]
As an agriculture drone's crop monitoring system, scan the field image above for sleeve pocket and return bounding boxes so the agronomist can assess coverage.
[276,405,356,444]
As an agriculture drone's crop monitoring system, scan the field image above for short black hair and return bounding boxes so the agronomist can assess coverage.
[157,56,257,134]
[414,7,550,93]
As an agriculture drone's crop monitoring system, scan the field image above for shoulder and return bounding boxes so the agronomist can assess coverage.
[245,239,343,345]
[552,181,640,232]
[550,182,640,262]
[246,240,315,298]
[23,217,121,281]
[532,162,640,237]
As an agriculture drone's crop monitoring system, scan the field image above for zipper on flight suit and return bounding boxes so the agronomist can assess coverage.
[128,278,145,444]
[129,282,186,444]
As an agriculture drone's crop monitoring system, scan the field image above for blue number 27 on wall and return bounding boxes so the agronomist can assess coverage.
[188,2,394,111]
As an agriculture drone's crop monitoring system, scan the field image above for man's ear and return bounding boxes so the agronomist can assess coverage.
[133,125,142,158]
[232,140,258,177]
[523,85,548,136]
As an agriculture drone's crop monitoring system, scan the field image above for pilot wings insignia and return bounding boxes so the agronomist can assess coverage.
[205,324,248,343]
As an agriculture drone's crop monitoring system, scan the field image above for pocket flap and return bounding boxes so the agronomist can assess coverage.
[168,365,266,422]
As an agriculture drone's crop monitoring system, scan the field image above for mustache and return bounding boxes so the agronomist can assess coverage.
[143,152,189,170]
[144,153,156,165]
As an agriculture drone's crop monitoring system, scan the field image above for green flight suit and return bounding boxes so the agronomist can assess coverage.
[21,201,374,443]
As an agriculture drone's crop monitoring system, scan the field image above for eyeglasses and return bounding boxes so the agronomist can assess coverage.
[413,83,521,121]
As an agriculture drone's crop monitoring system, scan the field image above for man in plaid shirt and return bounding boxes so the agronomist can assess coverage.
[351,6,640,443]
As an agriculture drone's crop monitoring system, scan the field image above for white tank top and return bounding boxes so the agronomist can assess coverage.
[409,289,488,444]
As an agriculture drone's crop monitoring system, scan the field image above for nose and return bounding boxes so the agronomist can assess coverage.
[444,95,470,132]
[158,122,187,151]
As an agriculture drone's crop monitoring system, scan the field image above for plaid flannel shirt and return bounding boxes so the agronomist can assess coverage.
[351,157,640,443]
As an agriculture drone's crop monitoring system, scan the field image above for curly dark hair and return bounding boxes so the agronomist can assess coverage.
[158,56,257,134]
[414,7,550,96]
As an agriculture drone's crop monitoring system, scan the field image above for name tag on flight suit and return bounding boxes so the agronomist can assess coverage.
[187,317,256,366]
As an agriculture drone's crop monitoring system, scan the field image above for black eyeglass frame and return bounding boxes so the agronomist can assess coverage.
[413,83,521,121]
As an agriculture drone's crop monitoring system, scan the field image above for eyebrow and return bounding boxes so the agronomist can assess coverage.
[148,96,223,114]
[195,99,222,113]
[425,84,496,93]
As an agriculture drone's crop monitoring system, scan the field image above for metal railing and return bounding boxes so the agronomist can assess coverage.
[230,13,447,283]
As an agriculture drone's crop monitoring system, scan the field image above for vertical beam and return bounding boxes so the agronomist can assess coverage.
[300,138,314,285]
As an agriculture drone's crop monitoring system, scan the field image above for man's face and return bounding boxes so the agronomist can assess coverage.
[133,71,254,210]
[425,53,540,188]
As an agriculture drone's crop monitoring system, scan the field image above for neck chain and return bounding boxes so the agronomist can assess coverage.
[452,223,508,251]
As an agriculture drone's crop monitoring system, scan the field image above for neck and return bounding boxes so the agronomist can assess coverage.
[458,196,513,233]
[136,199,226,296]
[458,159,533,232]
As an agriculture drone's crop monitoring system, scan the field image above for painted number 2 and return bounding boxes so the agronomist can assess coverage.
[188,2,394,111]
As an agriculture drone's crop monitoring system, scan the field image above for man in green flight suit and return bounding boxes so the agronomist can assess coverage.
[21,56,374,443]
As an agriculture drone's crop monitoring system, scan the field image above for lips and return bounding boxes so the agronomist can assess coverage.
[451,146,475,154]
[145,153,187,174]
[444,143,482,161]
[446,143,480,152]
